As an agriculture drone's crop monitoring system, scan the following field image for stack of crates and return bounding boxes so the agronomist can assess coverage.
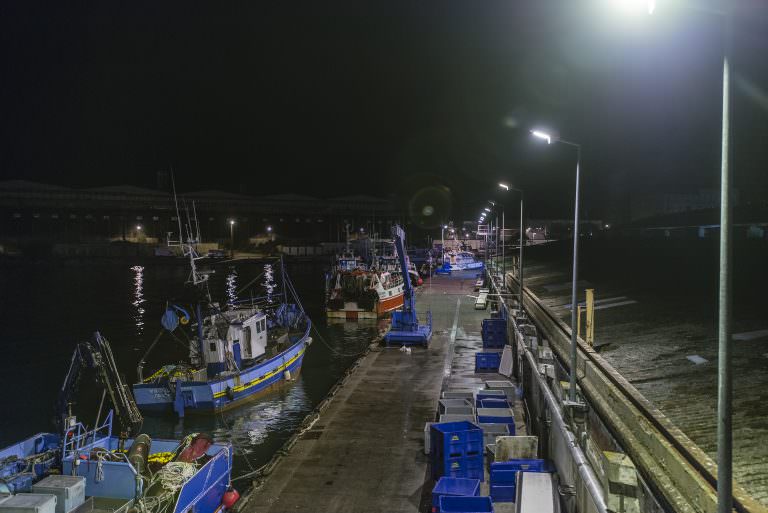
[489,459,550,503]
[431,477,481,513]
[430,421,484,481]
[474,352,501,373]
[481,319,507,349]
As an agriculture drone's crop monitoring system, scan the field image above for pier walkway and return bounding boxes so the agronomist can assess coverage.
[241,273,491,513]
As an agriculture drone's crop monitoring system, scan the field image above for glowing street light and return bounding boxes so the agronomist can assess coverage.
[498,183,524,296]
[530,130,552,144]
[531,129,582,406]
[484,207,491,212]
[610,0,655,15]
[229,219,236,259]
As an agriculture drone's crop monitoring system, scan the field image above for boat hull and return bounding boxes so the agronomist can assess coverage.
[325,292,404,320]
[134,336,309,415]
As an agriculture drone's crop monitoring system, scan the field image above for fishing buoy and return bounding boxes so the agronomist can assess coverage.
[417,278,423,286]
[284,369,292,381]
[222,488,240,509]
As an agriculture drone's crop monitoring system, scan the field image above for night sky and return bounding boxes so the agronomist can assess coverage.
[1,1,766,221]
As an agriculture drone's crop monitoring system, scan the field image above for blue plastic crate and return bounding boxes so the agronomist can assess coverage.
[439,495,494,513]
[474,352,501,372]
[478,398,510,409]
[491,458,549,473]
[431,421,484,458]
[489,469,517,485]
[489,484,516,503]
[432,477,481,512]
[436,454,484,481]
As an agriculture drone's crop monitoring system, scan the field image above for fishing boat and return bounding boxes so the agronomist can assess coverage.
[0,332,236,513]
[131,191,312,417]
[324,240,405,321]
[441,249,484,271]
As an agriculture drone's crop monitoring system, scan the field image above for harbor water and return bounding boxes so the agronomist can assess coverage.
[0,258,380,485]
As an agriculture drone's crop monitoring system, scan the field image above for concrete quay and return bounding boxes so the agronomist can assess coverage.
[238,273,506,513]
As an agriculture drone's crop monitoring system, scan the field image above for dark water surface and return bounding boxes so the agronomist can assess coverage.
[0,259,379,484]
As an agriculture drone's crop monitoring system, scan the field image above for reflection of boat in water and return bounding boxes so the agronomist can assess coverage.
[0,332,236,513]
[324,241,405,321]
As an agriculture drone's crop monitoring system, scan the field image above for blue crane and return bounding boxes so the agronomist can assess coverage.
[384,225,432,346]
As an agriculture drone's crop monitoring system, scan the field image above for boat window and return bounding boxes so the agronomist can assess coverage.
[209,342,216,352]
[256,321,261,334]
[261,319,266,331]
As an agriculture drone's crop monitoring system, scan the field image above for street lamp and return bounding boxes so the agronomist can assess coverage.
[499,183,524,302]
[531,129,582,405]
[441,225,448,264]
[608,5,733,511]
[229,219,235,259]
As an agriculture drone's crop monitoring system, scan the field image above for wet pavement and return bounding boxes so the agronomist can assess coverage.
[515,243,768,507]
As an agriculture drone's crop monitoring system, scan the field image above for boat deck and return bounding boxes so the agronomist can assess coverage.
[240,273,518,513]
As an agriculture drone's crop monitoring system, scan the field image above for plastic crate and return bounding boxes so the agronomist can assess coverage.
[491,459,549,473]
[476,408,515,436]
[478,398,510,409]
[474,352,501,372]
[489,484,516,503]
[32,475,85,513]
[434,454,484,482]
[488,459,551,499]
[431,477,481,512]
[475,390,506,403]
[431,421,483,459]
[439,495,494,513]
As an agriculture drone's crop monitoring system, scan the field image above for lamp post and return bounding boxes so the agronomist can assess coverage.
[610,4,733,511]
[229,219,235,259]
[441,224,448,265]
[499,183,524,304]
[531,129,582,405]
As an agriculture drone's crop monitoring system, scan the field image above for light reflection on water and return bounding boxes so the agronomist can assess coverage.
[130,265,146,337]
[225,267,237,306]
[0,260,381,488]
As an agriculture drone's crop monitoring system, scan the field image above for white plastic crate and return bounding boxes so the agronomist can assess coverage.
[32,475,85,513]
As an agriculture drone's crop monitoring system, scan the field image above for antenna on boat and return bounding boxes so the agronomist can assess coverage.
[167,172,210,286]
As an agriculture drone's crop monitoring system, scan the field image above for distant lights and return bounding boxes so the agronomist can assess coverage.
[498,183,510,190]
[610,0,655,15]
[266,225,273,232]
[136,225,142,231]
[484,207,491,212]
[229,219,235,226]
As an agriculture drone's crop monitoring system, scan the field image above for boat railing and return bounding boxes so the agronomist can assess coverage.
[170,445,232,513]
[63,410,114,458]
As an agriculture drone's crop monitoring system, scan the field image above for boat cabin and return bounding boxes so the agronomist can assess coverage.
[202,309,267,377]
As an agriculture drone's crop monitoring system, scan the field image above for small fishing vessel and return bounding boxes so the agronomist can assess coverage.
[324,240,405,320]
[0,332,236,513]
[132,191,312,416]
[441,249,484,271]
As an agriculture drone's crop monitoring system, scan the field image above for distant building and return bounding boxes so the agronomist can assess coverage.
[630,189,740,222]
[0,180,402,245]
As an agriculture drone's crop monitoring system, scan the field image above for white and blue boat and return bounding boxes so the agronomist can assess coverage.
[132,194,312,417]
[1,333,236,513]
[133,262,312,417]
[0,413,235,513]
[440,249,484,272]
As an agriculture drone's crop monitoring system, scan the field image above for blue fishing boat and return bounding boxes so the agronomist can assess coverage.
[132,261,311,417]
[0,333,236,513]
[132,191,312,417]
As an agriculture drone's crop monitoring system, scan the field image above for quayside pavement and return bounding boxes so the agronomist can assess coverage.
[239,273,487,513]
